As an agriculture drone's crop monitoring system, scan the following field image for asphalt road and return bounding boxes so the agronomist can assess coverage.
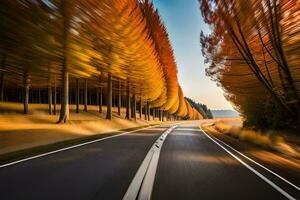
[0,123,299,200]
[152,124,299,199]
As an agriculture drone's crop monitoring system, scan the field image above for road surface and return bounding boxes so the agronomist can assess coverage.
[0,122,299,200]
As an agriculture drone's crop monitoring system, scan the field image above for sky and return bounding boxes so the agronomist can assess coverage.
[152,0,234,110]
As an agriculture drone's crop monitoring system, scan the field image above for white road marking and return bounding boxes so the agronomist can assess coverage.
[201,128,296,200]
[123,126,177,200]
[208,131,300,192]
[0,126,158,169]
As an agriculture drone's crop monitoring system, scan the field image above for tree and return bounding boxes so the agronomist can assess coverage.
[200,0,300,127]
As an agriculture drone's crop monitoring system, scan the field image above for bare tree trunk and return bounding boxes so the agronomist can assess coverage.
[48,85,52,115]
[118,80,121,116]
[131,94,134,118]
[112,93,115,108]
[159,110,162,121]
[140,98,142,119]
[0,54,6,102]
[58,67,69,123]
[152,108,155,120]
[57,0,71,123]
[53,80,57,115]
[23,72,30,114]
[96,87,99,109]
[99,87,103,113]
[126,81,131,119]
[84,79,87,112]
[38,88,41,104]
[106,73,112,120]
[147,101,150,121]
[144,106,147,120]
[132,93,136,121]
[76,78,79,113]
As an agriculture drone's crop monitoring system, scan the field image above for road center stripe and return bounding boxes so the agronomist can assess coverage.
[123,125,177,200]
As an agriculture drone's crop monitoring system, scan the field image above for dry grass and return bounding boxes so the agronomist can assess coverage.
[202,119,300,158]
[0,102,170,155]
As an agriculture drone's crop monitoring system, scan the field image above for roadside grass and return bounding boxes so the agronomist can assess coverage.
[0,102,178,165]
[202,120,300,158]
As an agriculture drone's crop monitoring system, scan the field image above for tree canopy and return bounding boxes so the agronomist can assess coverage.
[0,0,203,121]
[200,0,300,128]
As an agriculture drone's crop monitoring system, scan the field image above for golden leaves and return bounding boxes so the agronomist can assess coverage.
[0,0,199,117]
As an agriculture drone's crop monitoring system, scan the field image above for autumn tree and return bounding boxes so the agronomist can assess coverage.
[200,0,300,128]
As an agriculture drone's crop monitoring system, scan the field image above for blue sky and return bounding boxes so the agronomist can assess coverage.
[152,0,233,109]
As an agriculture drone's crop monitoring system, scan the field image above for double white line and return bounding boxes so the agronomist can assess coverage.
[123,126,176,200]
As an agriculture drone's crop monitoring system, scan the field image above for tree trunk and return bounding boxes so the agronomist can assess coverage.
[139,98,142,119]
[112,93,115,108]
[76,78,79,113]
[126,82,131,119]
[106,73,112,120]
[0,54,6,102]
[84,79,87,112]
[132,93,136,120]
[53,81,57,115]
[57,0,72,123]
[144,106,147,120]
[38,88,41,104]
[48,85,52,115]
[96,87,99,109]
[57,67,69,123]
[23,72,29,114]
[147,101,150,121]
[99,87,103,113]
[159,110,162,121]
[152,108,155,120]
[118,80,121,116]
[0,72,4,102]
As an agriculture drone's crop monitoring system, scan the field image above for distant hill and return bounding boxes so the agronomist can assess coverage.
[185,97,213,119]
[211,110,240,118]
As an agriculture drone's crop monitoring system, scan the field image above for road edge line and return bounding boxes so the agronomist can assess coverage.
[0,125,158,169]
[203,129,300,191]
[201,128,296,200]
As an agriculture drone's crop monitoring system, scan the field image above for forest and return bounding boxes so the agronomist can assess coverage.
[186,97,213,119]
[0,0,204,122]
[200,0,300,129]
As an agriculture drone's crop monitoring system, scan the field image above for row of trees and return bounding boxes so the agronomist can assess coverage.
[185,97,213,119]
[200,0,300,128]
[0,0,203,122]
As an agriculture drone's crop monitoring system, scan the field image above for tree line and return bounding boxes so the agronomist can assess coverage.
[200,0,300,128]
[185,97,213,119]
[0,0,203,122]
